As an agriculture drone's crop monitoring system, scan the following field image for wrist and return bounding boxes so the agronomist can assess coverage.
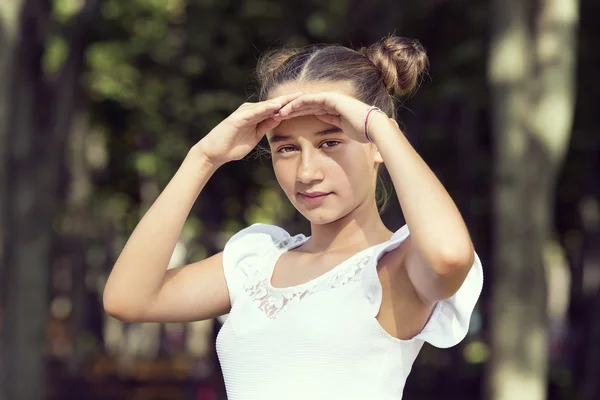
[186,145,221,174]
[366,112,401,143]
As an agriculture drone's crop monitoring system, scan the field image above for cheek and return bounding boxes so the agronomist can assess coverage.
[337,148,376,185]
[337,164,370,194]
[273,160,295,193]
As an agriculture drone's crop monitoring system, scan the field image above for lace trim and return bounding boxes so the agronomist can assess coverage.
[239,236,372,319]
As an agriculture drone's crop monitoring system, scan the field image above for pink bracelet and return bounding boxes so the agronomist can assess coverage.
[364,106,383,143]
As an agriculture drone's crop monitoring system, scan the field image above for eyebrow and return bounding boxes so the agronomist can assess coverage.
[268,128,343,144]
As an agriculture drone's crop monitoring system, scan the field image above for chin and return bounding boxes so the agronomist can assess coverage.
[285,192,356,225]
[297,207,350,226]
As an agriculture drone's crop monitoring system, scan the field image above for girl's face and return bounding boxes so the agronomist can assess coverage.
[267,81,383,225]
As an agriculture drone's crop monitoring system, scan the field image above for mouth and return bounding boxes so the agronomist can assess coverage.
[299,191,332,204]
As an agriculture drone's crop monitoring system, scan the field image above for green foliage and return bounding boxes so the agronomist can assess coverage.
[43,35,68,75]
[3,0,596,396]
[53,0,84,23]
[86,42,140,105]
[80,0,498,259]
[306,13,328,37]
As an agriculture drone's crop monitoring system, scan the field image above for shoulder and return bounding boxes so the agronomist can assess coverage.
[225,223,291,247]
[223,223,303,266]
[411,251,483,348]
[362,224,483,347]
[221,223,294,305]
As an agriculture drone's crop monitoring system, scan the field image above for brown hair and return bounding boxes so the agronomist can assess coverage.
[255,35,428,212]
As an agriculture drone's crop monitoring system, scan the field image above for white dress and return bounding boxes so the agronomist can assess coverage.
[216,223,484,400]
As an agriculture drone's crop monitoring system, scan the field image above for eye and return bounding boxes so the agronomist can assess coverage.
[276,145,297,154]
[321,140,341,149]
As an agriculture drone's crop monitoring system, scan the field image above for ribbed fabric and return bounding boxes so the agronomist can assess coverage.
[216,223,484,400]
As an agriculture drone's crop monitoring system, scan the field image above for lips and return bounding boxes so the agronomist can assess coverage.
[299,191,332,204]
[301,191,331,198]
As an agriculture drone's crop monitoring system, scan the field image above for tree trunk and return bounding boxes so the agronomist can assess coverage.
[580,189,600,399]
[64,112,93,376]
[486,0,579,399]
[582,287,600,400]
[0,3,27,398]
[1,3,54,398]
[0,1,99,398]
[0,0,27,323]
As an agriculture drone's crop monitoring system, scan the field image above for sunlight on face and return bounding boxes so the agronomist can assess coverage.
[266,81,381,225]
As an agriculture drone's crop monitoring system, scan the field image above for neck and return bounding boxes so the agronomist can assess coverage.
[306,198,392,253]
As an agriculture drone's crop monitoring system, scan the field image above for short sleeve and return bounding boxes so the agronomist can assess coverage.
[221,223,289,306]
[413,251,483,348]
[362,224,484,349]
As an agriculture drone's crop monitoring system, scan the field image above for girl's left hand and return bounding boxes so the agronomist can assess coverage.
[272,91,395,143]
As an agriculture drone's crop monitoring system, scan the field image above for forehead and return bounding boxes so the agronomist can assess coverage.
[268,80,355,99]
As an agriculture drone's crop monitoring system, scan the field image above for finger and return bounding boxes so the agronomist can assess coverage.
[278,93,337,117]
[313,93,340,114]
[256,117,282,136]
[277,95,314,117]
[243,100,283,114]
[314,114,342,128]
[273,107,327,120]
[242,92,305,124]
[238,91,302,108]
[266,91,304,107]
[239,101,284,125]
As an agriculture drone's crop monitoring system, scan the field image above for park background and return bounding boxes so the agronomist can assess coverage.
[1,0,599,399]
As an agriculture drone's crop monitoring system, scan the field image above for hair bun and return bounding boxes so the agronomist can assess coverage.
[361,36,428,96]
[255,48,300,88]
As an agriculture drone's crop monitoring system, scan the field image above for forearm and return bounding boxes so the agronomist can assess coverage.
[369,114,474,274]
[103,146,218,311]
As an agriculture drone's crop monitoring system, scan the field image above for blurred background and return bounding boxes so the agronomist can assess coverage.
[0,0,599,399]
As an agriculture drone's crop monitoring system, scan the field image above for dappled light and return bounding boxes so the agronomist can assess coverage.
[1,0,599,399]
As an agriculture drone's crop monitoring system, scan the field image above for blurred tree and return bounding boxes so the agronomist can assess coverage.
[556,1,600,396]
[0,0,100,398]
[2,0,596,398]
[0,0,23,354]
[0,0,25,397]
[579,194,600,399]
[63,112,94,375]
[486,0,579,399]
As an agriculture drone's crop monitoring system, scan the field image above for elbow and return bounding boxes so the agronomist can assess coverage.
[102,291,141,323]
[434,243,475,276]
[102,292,125,321]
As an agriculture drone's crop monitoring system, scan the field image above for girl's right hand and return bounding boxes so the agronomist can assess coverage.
[194,92,303,167]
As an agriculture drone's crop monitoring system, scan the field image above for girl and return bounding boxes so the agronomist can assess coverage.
[104,35,483,399]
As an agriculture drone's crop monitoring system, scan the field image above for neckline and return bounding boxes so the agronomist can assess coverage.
[266,234,383,292]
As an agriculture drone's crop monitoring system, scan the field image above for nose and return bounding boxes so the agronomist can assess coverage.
[296,149,325,184]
